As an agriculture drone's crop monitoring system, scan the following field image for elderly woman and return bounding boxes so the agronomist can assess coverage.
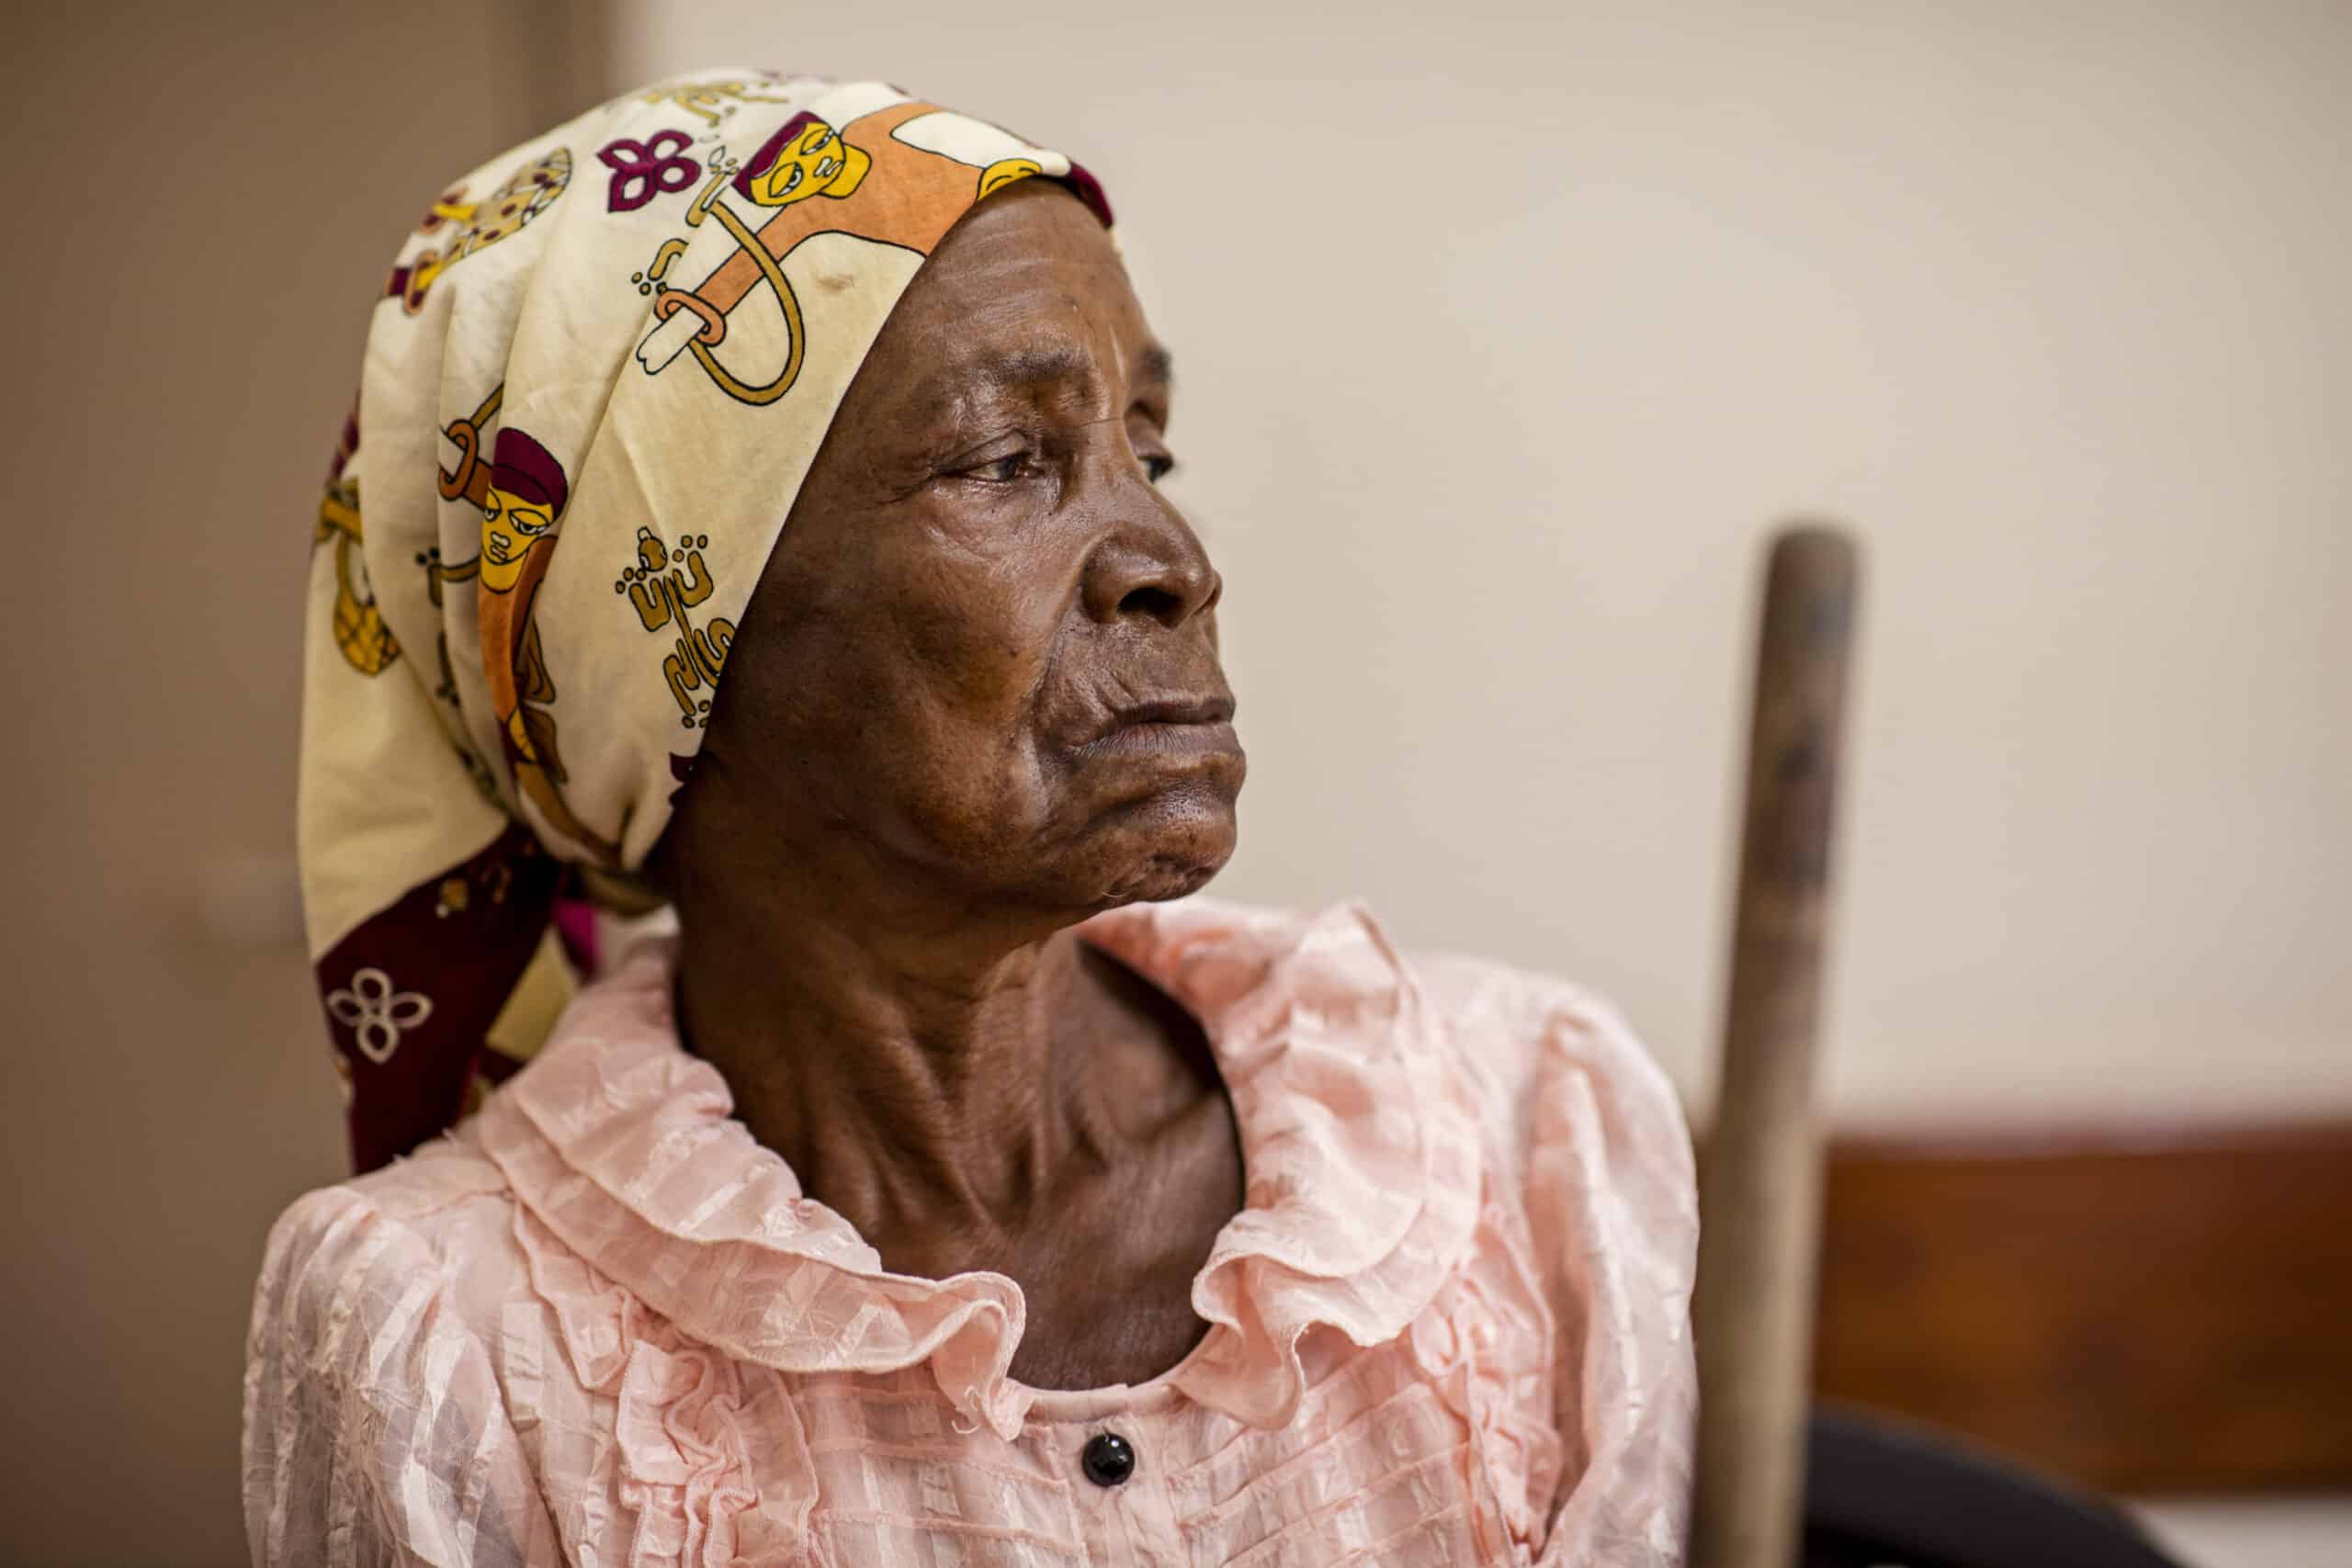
[250,72,1696,1566]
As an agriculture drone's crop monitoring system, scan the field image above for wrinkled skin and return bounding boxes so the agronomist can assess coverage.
[657,180,1246,1390]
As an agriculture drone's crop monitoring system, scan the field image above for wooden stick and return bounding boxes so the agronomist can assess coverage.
[1690,524,1860,1568]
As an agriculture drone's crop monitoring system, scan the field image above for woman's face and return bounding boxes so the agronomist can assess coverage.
[674,179,1242,916]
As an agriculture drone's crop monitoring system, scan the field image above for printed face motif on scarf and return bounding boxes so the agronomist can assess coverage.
[300,73,1115,1170]
[735,114,871,208]
[479,429,568,594]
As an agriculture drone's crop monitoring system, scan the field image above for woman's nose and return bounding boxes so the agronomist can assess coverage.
[1080,476,1222,630]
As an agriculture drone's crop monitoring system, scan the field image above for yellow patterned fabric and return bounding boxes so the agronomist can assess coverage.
[300,71,1112,1169]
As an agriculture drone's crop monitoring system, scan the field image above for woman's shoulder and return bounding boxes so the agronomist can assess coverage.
[1092,894,1693,1201]
[252,1132,527,1355]
[244,1136,568,1563]
[1096,895,1686,1131]
[1410,944,1676,1102]
[1403,947,1690,1217]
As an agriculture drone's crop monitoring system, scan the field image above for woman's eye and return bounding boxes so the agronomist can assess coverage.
[1143,455,1175,483]
[957,450,1029,483]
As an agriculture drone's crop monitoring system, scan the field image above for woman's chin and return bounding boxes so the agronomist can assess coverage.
[1106,853,1227,906]
[1083,798,1238,907]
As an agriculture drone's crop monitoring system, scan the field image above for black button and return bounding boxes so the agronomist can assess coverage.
[1081,1431,1136,1486]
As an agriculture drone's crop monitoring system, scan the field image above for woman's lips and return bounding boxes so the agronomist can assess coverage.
[1079,695,1242,761]
[1087,717,1242,757]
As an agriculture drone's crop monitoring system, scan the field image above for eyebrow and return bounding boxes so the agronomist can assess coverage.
[1136,344,1174,392]
[961,344,1099,401]
[944,341,1174,406]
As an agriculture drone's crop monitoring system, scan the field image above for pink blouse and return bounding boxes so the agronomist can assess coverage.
[243,898,1696,1565]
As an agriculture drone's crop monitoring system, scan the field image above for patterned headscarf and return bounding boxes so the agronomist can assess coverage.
[302,72,1112,1171]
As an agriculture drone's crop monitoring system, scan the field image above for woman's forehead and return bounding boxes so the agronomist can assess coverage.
[909,183,1136,311]
[880,203,1171,420]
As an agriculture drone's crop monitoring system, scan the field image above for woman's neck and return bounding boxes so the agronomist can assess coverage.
[669,888,1160,1258]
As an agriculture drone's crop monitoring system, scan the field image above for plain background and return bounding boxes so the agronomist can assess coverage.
[1,2,2343,1562]
[619,0,2352,1129]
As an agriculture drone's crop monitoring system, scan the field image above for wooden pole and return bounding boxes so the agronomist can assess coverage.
[1690,524,1860,1568]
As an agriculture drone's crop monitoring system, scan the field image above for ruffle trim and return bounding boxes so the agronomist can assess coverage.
[507,1203,817,1567]
[473,897,1487,1443]
[1403,1188,1566,1559]
[1082,899,1486,1429]
[473,952,1031,1439]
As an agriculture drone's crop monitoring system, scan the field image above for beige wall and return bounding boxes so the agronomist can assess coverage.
[3,1,2345,1561]
[622,0,2352,1126]
[0,5,520,1561]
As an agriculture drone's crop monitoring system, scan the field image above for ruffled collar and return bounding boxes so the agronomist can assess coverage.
[469,897,1484,1440]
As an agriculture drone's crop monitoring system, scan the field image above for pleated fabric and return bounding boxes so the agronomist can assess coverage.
[246,897,1698,1564]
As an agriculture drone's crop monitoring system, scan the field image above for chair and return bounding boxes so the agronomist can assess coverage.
[1802,1404,2183,1568]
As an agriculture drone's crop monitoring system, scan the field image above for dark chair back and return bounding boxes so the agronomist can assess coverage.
[1803,1405,2185,1568]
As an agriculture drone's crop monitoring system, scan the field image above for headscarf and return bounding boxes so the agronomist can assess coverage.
[302,71,1113,1171]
